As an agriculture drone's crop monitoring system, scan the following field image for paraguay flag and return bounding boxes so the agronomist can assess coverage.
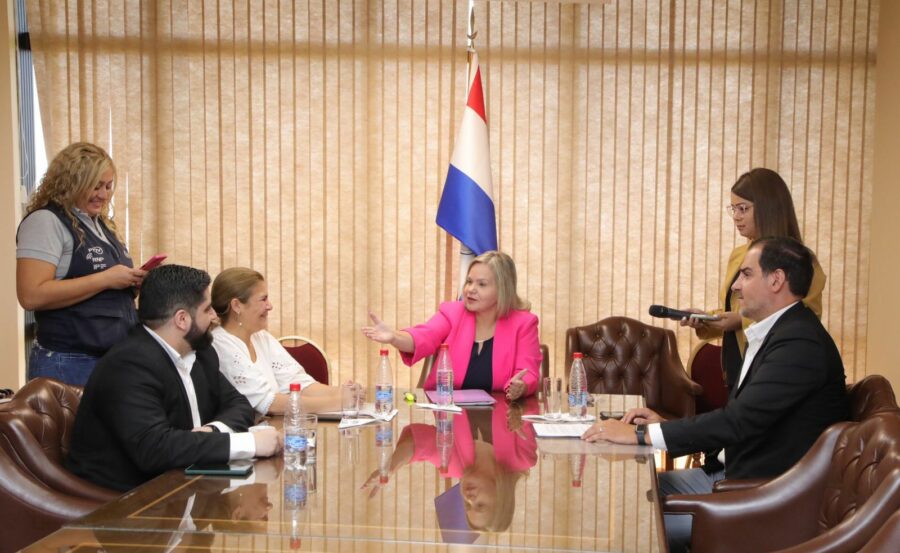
[436,52,498,255]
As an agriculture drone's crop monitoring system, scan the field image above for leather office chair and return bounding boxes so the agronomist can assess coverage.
[416,344,550,389]
[278,335,331,384]
[858,510,900,553]
[686,341,728,468]
[0,378,119,552]
[665,411,900,553]
[565,317,702,420]
[0,378,118,502]
[848,374,898,421]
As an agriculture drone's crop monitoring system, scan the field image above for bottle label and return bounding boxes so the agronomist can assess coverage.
[285,434,307,452]
[375,427,393,445]
[375,389,392,403]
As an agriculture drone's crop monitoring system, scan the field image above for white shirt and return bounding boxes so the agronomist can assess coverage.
[212,327,316,415]
[143,325,256,459]
[648,301,799,452]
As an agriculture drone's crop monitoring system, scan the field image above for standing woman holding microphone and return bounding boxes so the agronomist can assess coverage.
[682,168,826,388]
[362,250,541,401]
[16,143,145,386]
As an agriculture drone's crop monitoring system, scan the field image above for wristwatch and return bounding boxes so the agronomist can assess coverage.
[635,424,647,446]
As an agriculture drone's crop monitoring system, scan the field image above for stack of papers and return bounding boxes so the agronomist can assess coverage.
[337,409,398,429]
[532,423,593,438]
[522,413,596,423]
[414,403,463,413]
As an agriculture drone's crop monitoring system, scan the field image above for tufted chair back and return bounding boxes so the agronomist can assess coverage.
[817,412,900,537]
[847,374,898,422]
[0,378,117,502]
[565,317,702,420]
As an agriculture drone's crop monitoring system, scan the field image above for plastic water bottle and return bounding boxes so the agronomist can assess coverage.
[375,421,393,484]
[569,352,588,419]
[435,411,454,474]
[284,383,306,468]
[283,464,307,549]
[375,348,394,414]
[435,343,453,405]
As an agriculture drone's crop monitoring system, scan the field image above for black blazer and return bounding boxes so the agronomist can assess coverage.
[67,326,255,491]
[661,303,849,480]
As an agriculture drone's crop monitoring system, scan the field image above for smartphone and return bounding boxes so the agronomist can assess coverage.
[184,460,253,477]
[140,253,168,271]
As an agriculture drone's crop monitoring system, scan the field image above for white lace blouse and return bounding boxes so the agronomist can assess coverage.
[212,326,317,414]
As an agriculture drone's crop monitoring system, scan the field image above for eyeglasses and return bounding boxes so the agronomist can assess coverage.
[726,203,753,217]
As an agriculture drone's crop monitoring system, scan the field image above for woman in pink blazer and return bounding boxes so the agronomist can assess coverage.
[362,251,541,400]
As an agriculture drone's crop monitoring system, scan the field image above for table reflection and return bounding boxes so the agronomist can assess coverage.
[56,394,661,552]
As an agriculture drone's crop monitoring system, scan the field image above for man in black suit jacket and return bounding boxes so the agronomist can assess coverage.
[582,237,848,552]
[67,265,282,492]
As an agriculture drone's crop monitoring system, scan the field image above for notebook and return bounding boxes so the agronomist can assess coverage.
[424,389,496,406]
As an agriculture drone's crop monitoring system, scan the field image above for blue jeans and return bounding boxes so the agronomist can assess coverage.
[28,341,100,386]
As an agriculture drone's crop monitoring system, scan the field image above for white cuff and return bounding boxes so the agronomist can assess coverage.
[207,421,234,433]
[228,432,257,460]
[648,423,667,450]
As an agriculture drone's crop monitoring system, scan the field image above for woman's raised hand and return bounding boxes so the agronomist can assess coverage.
[361,311,395,345]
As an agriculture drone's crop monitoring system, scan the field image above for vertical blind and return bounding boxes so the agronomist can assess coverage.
[26,0,876,385]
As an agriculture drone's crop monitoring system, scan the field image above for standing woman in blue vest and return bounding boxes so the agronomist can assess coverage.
[16,142,146,386]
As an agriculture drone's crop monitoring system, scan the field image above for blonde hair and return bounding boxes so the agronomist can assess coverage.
[211,267,265,323]
[26,142,119,245]
[469,250,530,318]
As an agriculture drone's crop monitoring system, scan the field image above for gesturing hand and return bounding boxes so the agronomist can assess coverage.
[506,369,528,401]
[361,311,395,345]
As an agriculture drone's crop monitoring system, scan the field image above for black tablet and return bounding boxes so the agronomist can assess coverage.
[184,460,253,477]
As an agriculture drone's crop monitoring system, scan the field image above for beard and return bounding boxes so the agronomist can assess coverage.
[185,319,213,351]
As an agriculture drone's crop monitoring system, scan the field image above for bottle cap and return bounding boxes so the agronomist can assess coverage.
[573,352,584,359]
[380,348,389,356]
[572,480,582,488]
[290,537,301,549]
[440,343,449,350]
[380,475,389,484]
[290,383,302,392]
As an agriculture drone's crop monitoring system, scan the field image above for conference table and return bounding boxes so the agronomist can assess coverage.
[24,393,665,552]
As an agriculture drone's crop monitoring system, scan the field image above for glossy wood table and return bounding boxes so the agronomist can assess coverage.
[24,394,664,552]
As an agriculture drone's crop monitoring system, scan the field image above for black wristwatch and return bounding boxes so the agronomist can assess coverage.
[635,424,647,446]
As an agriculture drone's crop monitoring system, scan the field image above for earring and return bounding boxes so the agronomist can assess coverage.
[237,313,243,327]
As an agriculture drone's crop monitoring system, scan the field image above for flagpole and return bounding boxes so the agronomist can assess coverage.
[455,0,478,299]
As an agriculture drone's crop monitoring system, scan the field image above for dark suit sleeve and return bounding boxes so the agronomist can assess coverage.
[95,350,234,474]
[660,326,827,457]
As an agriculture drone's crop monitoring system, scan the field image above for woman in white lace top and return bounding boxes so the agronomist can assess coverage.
[211,267,353,415]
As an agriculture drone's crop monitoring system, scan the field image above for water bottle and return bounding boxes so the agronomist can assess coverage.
[284,383,306,468]
[569,352,588,419]
[283,464,307,549]
[375,421,393,484]
[375,348,394,414]
[435,343,453,406]
[435,411,454,474]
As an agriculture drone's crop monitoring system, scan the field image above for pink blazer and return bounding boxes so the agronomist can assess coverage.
[400,301,541,397]
[404,402,538,477]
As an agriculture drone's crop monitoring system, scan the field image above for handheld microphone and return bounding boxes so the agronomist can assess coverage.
[648,305,720,321]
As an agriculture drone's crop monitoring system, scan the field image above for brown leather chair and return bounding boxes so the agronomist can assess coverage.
[565,317,702,420]
[859,510,900,553]
[848,374,898,421]
[665,411,900,553]
[417,344,550,389]
[0,447,98,553]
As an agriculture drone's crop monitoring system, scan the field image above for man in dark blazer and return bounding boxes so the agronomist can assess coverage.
[582,237,848,552]
[67,265,282,492]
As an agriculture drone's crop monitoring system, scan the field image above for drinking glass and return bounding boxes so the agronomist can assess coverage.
[298,414,317,461]
[542,377,563,420]
[342,383,360,419]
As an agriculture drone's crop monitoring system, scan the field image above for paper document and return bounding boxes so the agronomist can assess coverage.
[414,403,464,413]
[337,409,398,429]
[533,423,593,438]
[522,414,596,423]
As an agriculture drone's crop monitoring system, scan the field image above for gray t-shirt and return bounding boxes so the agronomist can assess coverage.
[17,208,112,279]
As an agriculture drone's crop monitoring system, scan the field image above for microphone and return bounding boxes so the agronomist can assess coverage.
[648,304,696,321]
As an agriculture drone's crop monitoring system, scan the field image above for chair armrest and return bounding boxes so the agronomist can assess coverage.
[663,424,847,553]
[712,478,769,493]
[659,349,703,419]
[773,469,900,553]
